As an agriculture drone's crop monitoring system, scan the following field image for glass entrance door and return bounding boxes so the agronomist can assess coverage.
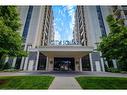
[54,57,75,71]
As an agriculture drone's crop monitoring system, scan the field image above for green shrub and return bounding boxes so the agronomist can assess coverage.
[3,69,18,72]
[104,64,108,71]
[107,67,120,73]
[0,62,4,70]
[3,62,11,70]
[120,71,127,74]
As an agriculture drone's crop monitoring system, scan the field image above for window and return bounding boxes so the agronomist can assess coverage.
[96,6,107,37]
[22,6,33,42]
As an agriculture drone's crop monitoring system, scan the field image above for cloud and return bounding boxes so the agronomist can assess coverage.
[58,9,61,14]
[68,33,73,41]
[53,21,56,27]
[67,28,73,41]
[52,6,76,41]
[70,14,75,29]
[66,6,75,40]
[61,22,64,27]
[66,6,75,17]
[63,7,67,13]
[54,30,61,40]
[66,6,73,11]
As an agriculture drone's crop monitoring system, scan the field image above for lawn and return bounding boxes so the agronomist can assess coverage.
[75,76,127,89]
[0,76,54,89]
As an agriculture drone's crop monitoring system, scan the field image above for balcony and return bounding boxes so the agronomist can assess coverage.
[122,6,127,10]
[112,6,118,12]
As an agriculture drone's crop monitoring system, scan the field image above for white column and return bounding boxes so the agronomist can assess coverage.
[48,57,54,71]
[5,56,9,63]
[75,57,79,71]
[100,58,105,72]
[79,58,82,72]
[112,59,117,69]
[89,53,94,72]
[35,51,39,71]
[12,57,17,68]
[46,57,48,71]
[23,56,29,70]
[20,42,27,70]
[100,52,105,72]
[23,45,32,70]
[20,57,24,70]
[75,58,77,71]
[105,60,109,67]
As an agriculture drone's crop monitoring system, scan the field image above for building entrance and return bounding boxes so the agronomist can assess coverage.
[54,57,75,71]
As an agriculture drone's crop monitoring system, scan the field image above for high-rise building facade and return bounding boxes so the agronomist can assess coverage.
[74,6,120,72]
[7,6,125,72]
[112,6,127,25]
[7,6,54,71]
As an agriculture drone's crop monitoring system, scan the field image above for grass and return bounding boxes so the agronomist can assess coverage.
[0,76,54,89]
[75,76,127,89]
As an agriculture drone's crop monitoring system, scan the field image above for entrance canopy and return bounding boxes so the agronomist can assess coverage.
[29,45,93,57]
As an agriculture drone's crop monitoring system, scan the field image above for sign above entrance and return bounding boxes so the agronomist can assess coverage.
[50,40,80,45]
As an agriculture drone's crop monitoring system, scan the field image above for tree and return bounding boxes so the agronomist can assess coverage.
[98,15,127,71]
[0,6,26,63]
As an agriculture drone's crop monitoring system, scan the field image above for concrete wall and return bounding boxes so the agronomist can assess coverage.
[75,57,81,71]
[26,52,37,71]
[90,52,105,72]
[47,56,54,71]
[85,6,113,72]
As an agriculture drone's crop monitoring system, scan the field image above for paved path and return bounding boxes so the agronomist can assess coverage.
[49,77,81,89]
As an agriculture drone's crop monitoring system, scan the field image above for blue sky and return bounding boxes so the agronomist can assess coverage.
[52,6,76,40]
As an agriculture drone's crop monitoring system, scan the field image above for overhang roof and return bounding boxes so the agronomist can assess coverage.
[29,45,94,57]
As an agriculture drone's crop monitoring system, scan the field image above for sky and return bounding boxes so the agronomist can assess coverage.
[52,6,76,41]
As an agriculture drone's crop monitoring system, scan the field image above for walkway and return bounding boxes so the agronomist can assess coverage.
[49,76,81,89]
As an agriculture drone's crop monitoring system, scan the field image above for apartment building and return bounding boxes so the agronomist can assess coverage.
[7,6,124,72]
